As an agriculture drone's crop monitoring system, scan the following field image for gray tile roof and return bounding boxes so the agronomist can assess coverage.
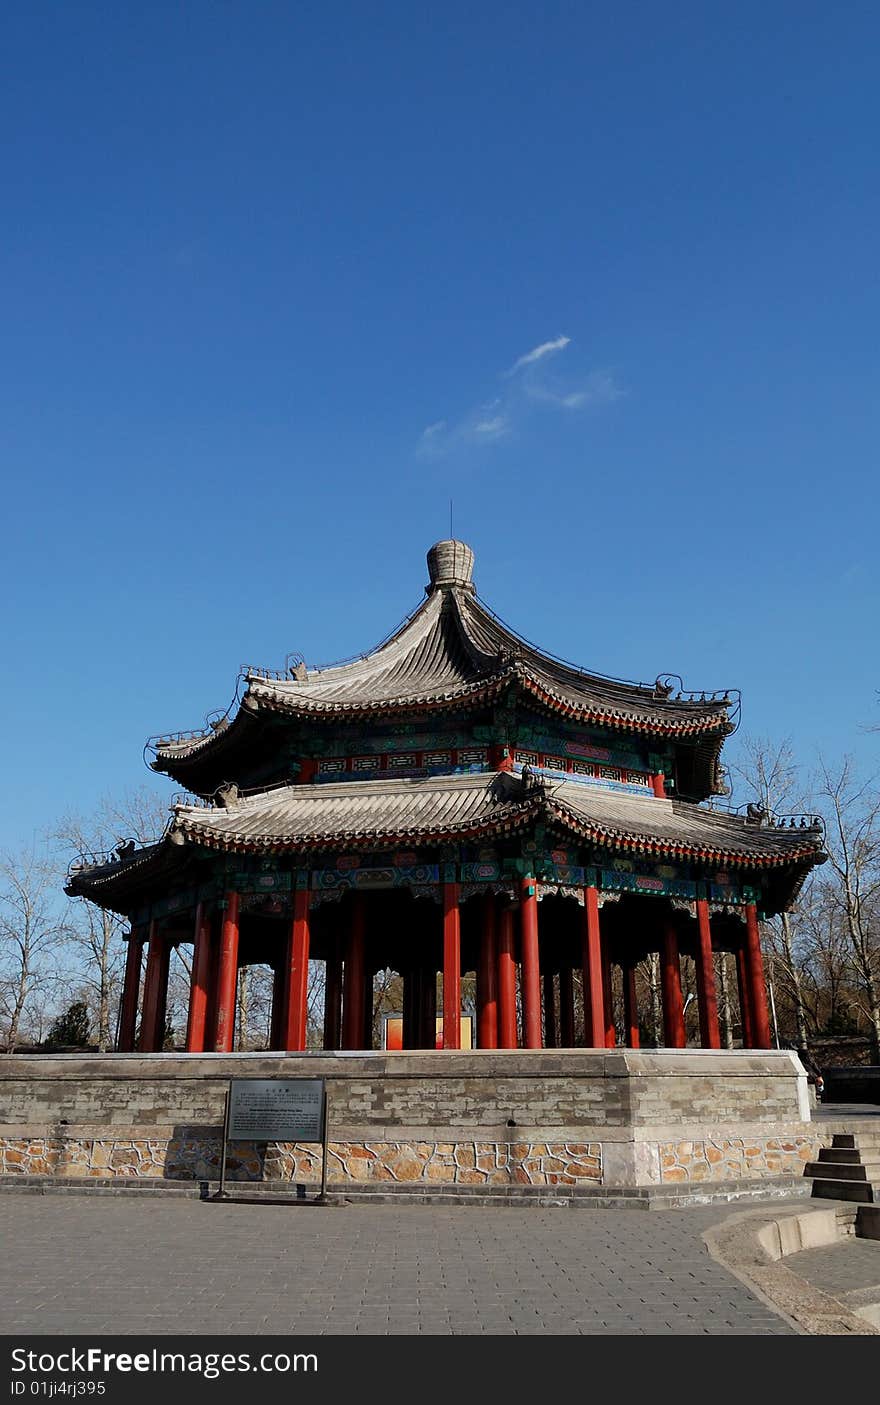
[155,580,732,765]
[167,771,823,868]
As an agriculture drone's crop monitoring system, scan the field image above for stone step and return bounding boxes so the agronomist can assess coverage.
[210,1179,620,1203]
[856,1206,880,1241]
[805,1161,880,1182]
[0,1176,198,1198]
[811,1178,875,1204]
[818,1147,878,1164]
[831,1133,880,1151]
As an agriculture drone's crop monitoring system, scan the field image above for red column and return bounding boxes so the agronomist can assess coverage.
[623,962,640,1048]
[342,894,366,1049]
[442,880,461,1050]
[736,942,755,1048]
[601,938,616,1047]
[519,877,542,1049]
[582,886,606,1047]
[203,911,222,1053]
[284,887,312,1051]
[213,891,240,1053]
[652,773,667,798]
[137,921,163,1052]
[477,894,499,1049]
[744,903,772,1049]
[118,927,144,1052]
[323,944,343,1051]
[185,903,212,1053]
[559,964,575,1047]
[695,898,721,1049]
[497,906,518,1049]
[661,920,686,1047]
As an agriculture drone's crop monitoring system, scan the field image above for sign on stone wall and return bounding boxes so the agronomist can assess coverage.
[227,1078,325,1141]
[217,1078,329,1204]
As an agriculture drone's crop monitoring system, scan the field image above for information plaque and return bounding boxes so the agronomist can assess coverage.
[215,1077,329,1204]
[228,1078,325,1142]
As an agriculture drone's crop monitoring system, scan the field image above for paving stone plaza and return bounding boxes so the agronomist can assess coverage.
[0,1196,800,1336]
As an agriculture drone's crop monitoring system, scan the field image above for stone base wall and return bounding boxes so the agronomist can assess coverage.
[0,1130,827,1187]
[657,1135,819,1184]
[0,1136,603,1186]
[0,1048,819,1190]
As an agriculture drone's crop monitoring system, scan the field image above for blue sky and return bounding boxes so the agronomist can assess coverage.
[2,2,878,853]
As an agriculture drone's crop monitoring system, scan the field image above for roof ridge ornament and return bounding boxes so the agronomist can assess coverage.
[213,781,240,809]
[426,539,475,594]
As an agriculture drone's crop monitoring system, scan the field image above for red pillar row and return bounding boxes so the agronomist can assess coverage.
[661,920,686,1048]
[582,886,606,1047]
[477,894,499,1049]
[520,877,542,1049]
[185,903,212,1053]
[497,906,518,1049]
[324,943,343,1051]
[623,962,640,1049]
[284,887,312,1051]
[342,894,366,1049]
[442,880,461,1050]
[744,903,772,1049]
[736,943,755,1047]
[695,898,721,1050]
[213,891,240,1053]
[601,933,616,1048]
[118,926,145,1052]
[137,921,164,1053]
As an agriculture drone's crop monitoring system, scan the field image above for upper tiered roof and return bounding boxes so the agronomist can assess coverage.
[150,541,735,791]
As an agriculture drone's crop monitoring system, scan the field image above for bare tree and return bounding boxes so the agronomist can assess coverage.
[56,786,169,1051]
[730,736,810,1047]
[814,758,880,1061]
[0,847,68,1051]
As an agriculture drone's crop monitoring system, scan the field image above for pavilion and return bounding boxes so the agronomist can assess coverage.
[67,540,826,1057]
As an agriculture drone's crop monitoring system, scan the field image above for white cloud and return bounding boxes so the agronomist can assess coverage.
[471,415,508,438]
[507,335,571,376]
[528,371,623,410]
[416,339,622,460]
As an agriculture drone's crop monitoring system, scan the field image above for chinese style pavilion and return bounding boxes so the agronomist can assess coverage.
[68,540,825,1057]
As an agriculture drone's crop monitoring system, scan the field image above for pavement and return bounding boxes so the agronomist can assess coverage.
[0,1195,799,1336]
[4,1103,880,1337]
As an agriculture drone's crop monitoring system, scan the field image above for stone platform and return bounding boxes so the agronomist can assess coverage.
[0,1047,824,1194]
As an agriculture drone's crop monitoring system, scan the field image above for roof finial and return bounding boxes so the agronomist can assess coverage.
[426,538,475,592]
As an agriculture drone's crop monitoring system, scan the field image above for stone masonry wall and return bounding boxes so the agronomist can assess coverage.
[0,1136,603,1186]
[0,1048,815,1188]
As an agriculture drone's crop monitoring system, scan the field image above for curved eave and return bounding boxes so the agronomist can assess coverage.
[64,841,189,914]
[546,799,824,872]
[242,667,731,736]
[150,703,259,779]
[173,797,540,854]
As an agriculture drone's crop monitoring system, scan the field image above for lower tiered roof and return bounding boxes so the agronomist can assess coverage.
[67,770,825,914]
